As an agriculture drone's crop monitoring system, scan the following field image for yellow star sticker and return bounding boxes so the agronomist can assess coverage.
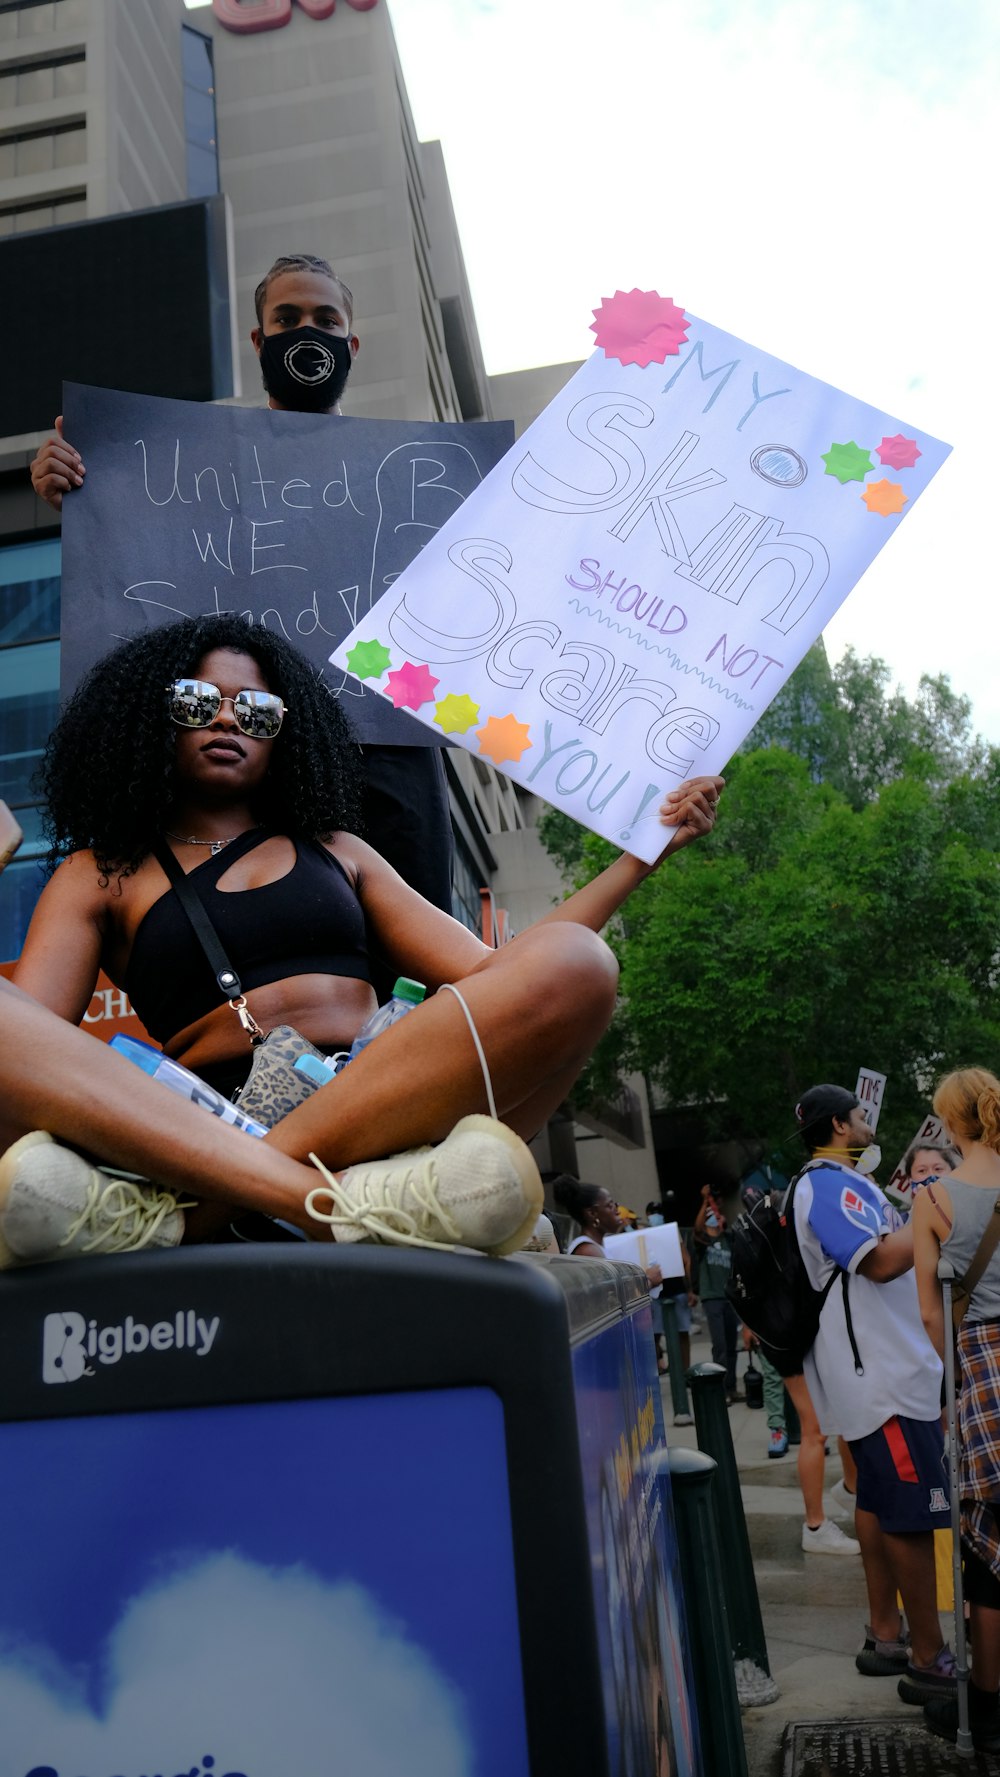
[476,713,532,765]
[861,478,907,516]
[434,692,480,734]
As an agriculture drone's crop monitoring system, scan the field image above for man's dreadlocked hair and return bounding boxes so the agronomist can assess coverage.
[41,614,363,882]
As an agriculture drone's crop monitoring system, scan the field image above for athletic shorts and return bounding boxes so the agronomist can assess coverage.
[848,1414,950,1534]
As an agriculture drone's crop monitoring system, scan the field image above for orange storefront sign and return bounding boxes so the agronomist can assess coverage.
[0,962,153,1049]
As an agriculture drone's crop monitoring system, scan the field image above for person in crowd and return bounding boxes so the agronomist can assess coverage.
[745,1323,861,1553]
[648,1192,696,1372]
[2,614,721,1265]
[912,1067,1000,1752]
[693,1184,741,1403]
[28,252,454,919]
[905,1137,959,1194]
[553,1178,664,1295]
[792,1083,953,1703]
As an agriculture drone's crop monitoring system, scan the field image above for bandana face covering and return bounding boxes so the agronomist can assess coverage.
[258,326,352,411]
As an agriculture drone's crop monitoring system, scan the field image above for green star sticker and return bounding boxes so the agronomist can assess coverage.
[821,440,874,485]
[346,637,392,680]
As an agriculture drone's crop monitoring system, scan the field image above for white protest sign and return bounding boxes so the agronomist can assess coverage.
[886,1113,945,1199]
[331,290,951,861]
[855,1067,887,1133]
[604,1222,686,1292]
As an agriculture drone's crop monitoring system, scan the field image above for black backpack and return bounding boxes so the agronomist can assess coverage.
[726,1165,862,1379]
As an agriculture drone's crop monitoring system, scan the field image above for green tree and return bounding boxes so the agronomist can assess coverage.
[540,652,1000,1169]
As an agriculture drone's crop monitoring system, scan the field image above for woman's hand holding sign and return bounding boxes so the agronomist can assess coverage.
[656,775,724,861]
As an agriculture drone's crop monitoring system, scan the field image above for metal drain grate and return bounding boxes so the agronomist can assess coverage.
[783,1715,1000,1775]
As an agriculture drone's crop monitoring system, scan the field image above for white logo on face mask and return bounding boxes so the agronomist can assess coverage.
[284,337,335,385]
[41,1309,221,1384]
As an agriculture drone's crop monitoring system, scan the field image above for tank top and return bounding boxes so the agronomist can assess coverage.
[124,828,370,1045]
[940,1176,1000,1322]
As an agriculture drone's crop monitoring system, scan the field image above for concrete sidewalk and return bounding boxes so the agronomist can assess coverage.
[663,1322,966,1776]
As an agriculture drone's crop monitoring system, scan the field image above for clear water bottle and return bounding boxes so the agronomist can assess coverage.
[347,976,426,1060]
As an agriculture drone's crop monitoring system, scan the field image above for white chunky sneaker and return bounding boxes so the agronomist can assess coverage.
[305,1114,544,1254]
[0,1131,188,1268]
[801,1517,861,1556]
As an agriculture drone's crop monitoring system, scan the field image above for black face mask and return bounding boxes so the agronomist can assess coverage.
[258,326,353,412]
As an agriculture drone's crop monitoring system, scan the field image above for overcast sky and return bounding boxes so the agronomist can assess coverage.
[193,0,1000,743]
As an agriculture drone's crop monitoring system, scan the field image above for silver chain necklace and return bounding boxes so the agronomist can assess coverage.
[164,830,236,857]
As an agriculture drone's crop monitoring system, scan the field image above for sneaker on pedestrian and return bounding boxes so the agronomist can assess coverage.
[856,1621,909,1676]
[925,1681,1000,1750]
[801,1518,861,1556]
[768,1428,789,1459]
[829,1476,857,1516]
[0,1131,188,1268]
[897,1644,957,1705]
[305,1114,544,1254]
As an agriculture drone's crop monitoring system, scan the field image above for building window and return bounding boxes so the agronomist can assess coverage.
[0,539,60,962]
[450,830,485,936]
[182,23,219,199]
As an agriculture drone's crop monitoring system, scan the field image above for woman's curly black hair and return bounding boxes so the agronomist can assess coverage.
[41,614,364,880]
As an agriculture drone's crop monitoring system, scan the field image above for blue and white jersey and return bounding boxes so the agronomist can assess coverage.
[793,1159,941,1441]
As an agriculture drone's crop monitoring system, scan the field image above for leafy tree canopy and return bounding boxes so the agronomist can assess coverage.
[540,646,1000,1170]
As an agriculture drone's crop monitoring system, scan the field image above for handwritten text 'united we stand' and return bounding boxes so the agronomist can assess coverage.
[128,437,368,666]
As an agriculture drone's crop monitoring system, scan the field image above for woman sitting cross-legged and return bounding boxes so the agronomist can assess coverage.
[0,614,722,1265]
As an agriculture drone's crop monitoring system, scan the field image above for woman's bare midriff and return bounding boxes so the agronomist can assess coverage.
[163,973,379,1073]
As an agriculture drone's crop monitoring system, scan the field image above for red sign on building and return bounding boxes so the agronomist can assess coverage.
[212,0,377,32]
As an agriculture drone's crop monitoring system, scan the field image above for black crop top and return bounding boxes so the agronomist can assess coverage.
[124,828,371,1045]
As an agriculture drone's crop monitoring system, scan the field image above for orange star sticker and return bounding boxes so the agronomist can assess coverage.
[862,478,907,516]
[476,713,532,765]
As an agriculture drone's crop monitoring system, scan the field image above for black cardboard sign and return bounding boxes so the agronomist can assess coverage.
[60,383,513,745]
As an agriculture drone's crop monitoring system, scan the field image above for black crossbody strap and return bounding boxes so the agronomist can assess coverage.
[152,840,264,1044]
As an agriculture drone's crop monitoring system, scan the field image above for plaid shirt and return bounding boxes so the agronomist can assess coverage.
[958,1318,1000,1577]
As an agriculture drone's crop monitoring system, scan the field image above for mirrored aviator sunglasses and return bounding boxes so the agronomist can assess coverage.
[166,678,287,740]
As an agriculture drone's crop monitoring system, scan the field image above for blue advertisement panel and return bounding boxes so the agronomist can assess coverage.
[0,1387,530,1777]
[572,1304,701,1777]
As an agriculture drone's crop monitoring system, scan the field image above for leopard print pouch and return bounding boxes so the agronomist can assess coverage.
[233,1024,331,1129]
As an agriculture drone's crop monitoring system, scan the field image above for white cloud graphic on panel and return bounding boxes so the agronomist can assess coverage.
[0,1552,472,1776]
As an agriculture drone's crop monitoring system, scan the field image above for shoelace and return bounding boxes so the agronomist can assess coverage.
[305,1152,463,1250]
[60,1176,190,1254]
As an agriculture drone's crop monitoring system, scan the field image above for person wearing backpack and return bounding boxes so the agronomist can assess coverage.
[792,1083,954,1706]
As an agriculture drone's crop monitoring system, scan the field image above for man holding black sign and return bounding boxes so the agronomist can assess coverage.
[29,253,455,919]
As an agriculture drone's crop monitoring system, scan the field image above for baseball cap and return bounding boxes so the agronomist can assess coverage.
[794,1084,859,1130]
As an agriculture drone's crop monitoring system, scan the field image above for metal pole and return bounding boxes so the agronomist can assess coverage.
[687,1360,772,1676]
[660,1295,693,1425]
[939,1257,973,1758]
[667,1446,749,1777]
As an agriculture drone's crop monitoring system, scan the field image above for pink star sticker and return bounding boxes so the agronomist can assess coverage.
[876,433,922,470]
[384,661,440,711]
[590,289,690,367]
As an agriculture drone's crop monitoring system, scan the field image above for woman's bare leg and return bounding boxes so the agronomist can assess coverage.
[267,922,619,1167]
[0,977,321,1233]
[0,924,617,1237]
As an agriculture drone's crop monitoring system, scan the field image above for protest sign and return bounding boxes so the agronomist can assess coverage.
[855,1067,887,1133]
[605,1222,686,1291]
[59,383,513,744]
[331,290,951,860]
